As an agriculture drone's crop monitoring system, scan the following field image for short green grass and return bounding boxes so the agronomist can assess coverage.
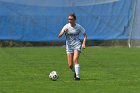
[0,47,140,93]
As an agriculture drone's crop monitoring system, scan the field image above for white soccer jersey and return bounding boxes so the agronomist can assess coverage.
[61,23,85,46]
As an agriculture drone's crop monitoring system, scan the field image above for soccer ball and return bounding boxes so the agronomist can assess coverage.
[49,71,59,81]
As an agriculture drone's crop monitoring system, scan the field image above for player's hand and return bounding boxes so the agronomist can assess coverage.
[82,44,86,49]
[64,28,68,32]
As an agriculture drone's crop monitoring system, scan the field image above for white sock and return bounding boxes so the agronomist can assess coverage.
[75,64,80,78]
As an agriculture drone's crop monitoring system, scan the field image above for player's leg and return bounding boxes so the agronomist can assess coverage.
[67,53,74,71]
[66,44,74,71]
[73,50,80,80]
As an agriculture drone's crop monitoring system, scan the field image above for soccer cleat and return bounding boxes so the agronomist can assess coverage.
[74,73,76,80]
[74,77,80,81]
[74,73,80,80]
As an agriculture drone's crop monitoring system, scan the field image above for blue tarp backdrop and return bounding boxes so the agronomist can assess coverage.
[0,0,134,41]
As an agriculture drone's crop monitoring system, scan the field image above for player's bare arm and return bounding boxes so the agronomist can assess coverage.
[82,33,87,49]
[58,29,68,38]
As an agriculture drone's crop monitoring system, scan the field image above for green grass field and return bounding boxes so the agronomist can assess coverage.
[0,47,140,93]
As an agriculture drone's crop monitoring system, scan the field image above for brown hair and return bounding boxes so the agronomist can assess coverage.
[69,13,76,20]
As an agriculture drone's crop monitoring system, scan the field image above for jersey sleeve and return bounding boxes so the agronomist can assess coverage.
[80,25,86,34]
[61,24,68,33]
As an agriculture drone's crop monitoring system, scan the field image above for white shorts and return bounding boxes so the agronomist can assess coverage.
[66,44,82,54]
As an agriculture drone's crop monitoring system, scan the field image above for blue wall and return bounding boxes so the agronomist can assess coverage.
[0,0,134,41]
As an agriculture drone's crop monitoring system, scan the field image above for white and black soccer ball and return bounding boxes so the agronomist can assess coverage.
[49,71,59,81]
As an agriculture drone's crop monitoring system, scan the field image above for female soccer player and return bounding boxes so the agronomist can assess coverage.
[58,13,87,80]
